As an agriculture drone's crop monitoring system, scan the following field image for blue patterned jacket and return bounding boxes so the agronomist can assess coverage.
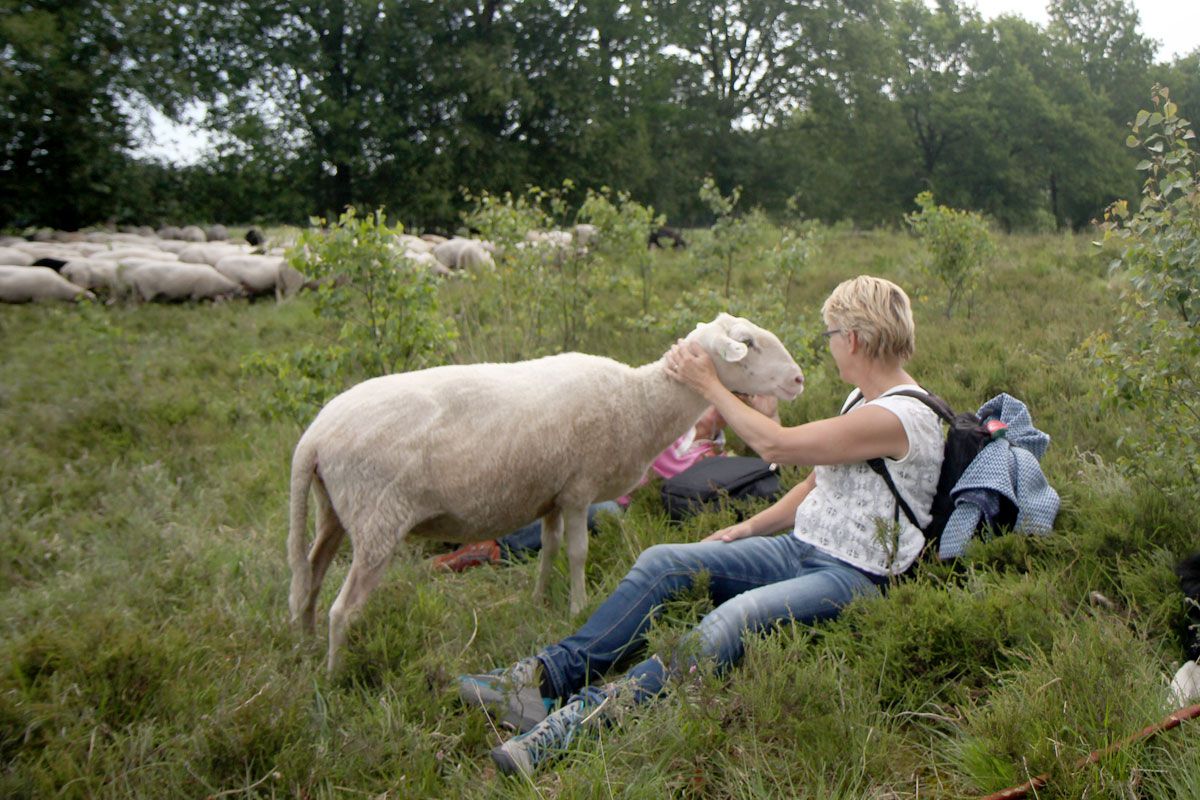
[937,393,1060,559]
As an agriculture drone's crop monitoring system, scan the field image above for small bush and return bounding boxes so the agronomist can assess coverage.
[906,191,996,318]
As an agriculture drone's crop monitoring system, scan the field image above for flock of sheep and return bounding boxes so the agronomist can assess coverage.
[0,225,303,304]
[0,222,605,304]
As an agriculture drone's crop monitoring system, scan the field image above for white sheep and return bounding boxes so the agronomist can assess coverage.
[212,254,306,300]
[403,249,451,275]
[573,223,599,247]
[176,242,251,266]
[118,261,243,302]
[287,313,805,671]
[0,266,95,303]
[0,247,36,266]
[432,237,495,270]
[179,225,208,242]
[60,258,123,293]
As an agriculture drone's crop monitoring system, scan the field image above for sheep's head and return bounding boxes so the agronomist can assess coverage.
[687,313,805,400]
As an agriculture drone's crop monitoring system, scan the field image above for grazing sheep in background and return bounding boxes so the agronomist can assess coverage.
[0,266,95,303]
[287,313,805,672]
[420,233,448,245]
[396,234,435,254]
[118,261,244,302]
[205,224,229,242]
[245,227,266,248]
[179,225,207,242]
[157,225,183,240]
[402,249,451,276]
[525,229,574,248]
[176,242,250,266]
[212,254,306,300]
[0,247,35,266]
[573,223,599,248]
[432,237,494,270]
[649,225,688,249]
[92,247,178,263]
[61,258,122,294]
[32,257,68,272]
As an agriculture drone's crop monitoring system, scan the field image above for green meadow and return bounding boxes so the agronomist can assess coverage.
[2,229,1197,798]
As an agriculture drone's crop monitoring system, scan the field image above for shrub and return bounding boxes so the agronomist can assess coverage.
[906,191,996,318]
[1086,85,1200,489]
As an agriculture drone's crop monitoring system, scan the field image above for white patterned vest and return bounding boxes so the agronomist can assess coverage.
[792,385,944,576]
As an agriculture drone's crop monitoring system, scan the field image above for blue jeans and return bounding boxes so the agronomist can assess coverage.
[498,500,625,559]
[537,535,886,702]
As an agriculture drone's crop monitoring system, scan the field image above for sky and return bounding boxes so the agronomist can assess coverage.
[971,0,1199,61]
[135,0,1200,164]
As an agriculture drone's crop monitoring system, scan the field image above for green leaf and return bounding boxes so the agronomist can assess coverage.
[1136,110,1150,127]
[1126,135,1141,147]
[1135,160,1153,171]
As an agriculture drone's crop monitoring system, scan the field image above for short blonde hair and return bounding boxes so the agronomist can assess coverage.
[821,275,915,363]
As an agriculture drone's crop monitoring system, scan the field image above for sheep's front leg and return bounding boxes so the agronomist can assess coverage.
[561,506,589,615]
[533,509,563,604]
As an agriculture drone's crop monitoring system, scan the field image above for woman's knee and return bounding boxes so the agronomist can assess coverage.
[633,542,686,572]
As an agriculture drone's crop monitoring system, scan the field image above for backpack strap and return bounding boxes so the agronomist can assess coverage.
[844,386,956,531]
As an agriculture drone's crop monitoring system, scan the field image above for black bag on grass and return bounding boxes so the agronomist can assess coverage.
[661,456,782,521]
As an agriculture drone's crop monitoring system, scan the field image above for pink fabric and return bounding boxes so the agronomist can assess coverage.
[616,429,722,506]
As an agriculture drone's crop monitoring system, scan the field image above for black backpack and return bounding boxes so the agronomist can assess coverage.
[661,456,783,521]
[846,388,1015,556]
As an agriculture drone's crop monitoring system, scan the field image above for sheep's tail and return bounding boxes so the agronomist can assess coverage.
[287,439,318,626]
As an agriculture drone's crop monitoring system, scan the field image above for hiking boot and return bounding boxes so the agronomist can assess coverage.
[490,695,587,776]
[432,539,501,573]
[491,683,625,777]
[458,657,552,733]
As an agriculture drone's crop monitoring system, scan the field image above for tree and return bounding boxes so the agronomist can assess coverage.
[0,0,174,228]
[1048,0,1155,125]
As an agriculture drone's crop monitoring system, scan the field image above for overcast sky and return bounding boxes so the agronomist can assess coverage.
[972,0,1198,61]
[137,0,1200,164]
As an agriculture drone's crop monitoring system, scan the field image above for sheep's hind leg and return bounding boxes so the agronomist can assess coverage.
[562,506,589,616]
[533,509,563,605]
[326,527,396,673]
[300,479,345,634]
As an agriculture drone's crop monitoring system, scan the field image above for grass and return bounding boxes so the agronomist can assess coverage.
[1,228,1198,798]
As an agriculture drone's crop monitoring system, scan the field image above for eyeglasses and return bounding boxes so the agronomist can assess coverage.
[820,328,844,339]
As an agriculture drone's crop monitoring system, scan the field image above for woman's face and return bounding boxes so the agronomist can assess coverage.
[824,318,853,380]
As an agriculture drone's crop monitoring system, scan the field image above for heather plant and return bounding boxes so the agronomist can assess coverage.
[906,191,996,318]
[1087,85,1200,489]
[242,208,456,424]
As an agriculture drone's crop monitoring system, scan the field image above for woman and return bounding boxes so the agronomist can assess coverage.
[458,276,944,777]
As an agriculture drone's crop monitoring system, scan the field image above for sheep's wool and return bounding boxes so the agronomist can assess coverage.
[792,386,943,576]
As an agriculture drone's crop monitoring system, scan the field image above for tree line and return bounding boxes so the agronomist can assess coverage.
[2,0,1197,232]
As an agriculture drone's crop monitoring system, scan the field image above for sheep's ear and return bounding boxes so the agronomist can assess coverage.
[716,335,749,362]
[728,322,757,350]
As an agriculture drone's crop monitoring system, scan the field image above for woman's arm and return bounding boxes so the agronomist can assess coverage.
[704,470,816,542]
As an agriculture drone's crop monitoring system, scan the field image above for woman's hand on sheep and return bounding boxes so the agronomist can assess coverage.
[664,340,721,397]
[703,521,756,543]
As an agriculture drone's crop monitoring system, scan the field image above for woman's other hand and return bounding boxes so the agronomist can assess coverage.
[703,521,756,543]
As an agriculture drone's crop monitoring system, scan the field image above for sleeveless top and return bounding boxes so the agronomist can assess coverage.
[791,385,944,576]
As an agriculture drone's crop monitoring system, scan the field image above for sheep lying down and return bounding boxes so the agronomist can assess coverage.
[288,313,806,671]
